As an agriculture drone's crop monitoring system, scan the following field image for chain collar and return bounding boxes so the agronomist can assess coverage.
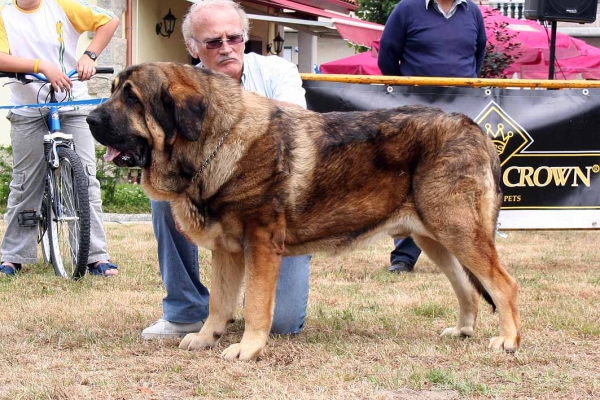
[191,130,230,183]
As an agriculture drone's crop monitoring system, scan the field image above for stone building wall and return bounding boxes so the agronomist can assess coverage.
[87,0,128,98]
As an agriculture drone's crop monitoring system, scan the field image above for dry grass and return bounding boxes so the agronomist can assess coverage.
[0,222,599,399]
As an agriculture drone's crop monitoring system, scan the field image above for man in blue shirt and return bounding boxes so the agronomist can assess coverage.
[378,0,486,77]
[142,0,311,339]
[378,0,486,273]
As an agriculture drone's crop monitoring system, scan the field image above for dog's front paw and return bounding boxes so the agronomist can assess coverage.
[440,326,473,338]
[489,335,520,353]
[221,342,264,361]
[179,332,219,351]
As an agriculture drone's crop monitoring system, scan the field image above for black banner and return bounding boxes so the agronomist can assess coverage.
[303,81,600,229]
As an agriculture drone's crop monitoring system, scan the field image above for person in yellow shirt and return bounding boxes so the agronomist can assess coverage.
[0,0,120,276]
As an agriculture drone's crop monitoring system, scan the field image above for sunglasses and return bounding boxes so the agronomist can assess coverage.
[197,34,245,50]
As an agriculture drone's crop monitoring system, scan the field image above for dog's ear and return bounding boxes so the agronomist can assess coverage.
[160,85,205,142]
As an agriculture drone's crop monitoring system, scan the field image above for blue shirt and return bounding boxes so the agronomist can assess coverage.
[378,0,486,77]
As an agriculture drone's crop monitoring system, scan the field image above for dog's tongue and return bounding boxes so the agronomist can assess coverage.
[103,146,122,162]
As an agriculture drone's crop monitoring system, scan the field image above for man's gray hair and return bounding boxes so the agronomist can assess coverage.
[182,0,250,54]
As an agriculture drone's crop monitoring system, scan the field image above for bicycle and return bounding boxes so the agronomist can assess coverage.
[0,67,113,279]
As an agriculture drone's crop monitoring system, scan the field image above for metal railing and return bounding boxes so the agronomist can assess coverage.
[300,73,600,88]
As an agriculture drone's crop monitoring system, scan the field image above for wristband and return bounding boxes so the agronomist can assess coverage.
[33,59,40,74]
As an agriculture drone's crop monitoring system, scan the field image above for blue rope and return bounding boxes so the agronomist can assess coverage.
[0,98,109,110]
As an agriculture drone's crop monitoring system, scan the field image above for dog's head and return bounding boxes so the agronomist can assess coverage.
[88,61,243,164]
[87,62,244,196]
[89,63,197,167]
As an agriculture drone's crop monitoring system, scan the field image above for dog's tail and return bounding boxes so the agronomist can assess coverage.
[464,267,497,312]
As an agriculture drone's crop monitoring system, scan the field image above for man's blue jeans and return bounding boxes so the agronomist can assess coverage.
[151,200,311,335]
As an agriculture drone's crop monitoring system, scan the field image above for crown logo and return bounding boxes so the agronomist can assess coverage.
[486,123,514,155]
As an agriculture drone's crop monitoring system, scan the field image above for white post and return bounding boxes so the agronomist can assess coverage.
[297,31,317,73]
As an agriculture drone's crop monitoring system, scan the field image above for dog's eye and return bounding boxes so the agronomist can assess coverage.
[123,83,141,107]
[125,92,140,106]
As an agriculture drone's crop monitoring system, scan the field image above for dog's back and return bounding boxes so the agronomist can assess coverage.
[282,105,502,254]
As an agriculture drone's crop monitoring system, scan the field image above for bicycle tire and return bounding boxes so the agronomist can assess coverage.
[38,183,52,264]
[46,147,91,279]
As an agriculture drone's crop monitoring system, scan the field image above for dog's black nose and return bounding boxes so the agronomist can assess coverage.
[86,113,101,127]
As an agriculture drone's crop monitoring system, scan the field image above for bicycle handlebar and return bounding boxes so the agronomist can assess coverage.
[0,67,114,82]
[94,67,114,75]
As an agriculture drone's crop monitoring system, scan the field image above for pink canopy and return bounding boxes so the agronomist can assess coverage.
[319,50,381,75]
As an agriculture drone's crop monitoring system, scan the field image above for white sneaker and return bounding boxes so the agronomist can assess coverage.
[141,318,204,340]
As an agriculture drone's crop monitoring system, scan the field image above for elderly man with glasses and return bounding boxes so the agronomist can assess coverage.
[142,0,312,340]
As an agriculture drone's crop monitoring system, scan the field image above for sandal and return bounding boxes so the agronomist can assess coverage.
[88,262,118,276]
[0,262,21,277]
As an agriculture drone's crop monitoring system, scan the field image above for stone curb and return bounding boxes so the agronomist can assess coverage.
[103,213,152,223]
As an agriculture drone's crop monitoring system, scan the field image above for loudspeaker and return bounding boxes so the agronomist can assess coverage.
[524,0,598,23]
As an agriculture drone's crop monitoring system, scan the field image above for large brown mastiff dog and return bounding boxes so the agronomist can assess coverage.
[87,62,520,360]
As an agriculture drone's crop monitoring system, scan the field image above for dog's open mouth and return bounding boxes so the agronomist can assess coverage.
[103,146,148,168]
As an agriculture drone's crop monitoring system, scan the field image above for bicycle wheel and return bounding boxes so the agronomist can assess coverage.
[46,147,91,279]
[38,183,52,264]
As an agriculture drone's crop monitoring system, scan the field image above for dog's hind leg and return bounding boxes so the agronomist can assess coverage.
[414,235,480,338]
[427,225,520,351]
[411,135,520,351]
[415,212,520,351]
[179,250,245,352]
